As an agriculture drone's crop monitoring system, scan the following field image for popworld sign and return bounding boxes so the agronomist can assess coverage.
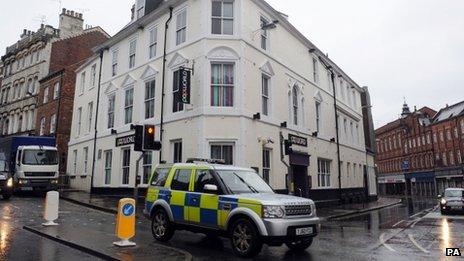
[289,134,308,147]
[179,68,191,104]
[116,134,135,147]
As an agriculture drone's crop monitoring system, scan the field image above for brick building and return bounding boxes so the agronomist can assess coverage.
[431,101,464,194]
[376,103,436,196]
[36,22,109,176]
[377,101,464,197]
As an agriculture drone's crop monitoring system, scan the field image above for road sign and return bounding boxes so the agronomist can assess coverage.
[114,198,136,247]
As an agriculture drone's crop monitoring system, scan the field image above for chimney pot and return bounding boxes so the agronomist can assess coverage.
[70,11,74,16]
[62,8,66,14]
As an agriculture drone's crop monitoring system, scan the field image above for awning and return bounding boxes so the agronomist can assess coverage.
[289,152,310,166]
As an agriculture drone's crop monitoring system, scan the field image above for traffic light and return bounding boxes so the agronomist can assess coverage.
[134,125,144,152]
[284,139,293,155]
[143,125,156,151]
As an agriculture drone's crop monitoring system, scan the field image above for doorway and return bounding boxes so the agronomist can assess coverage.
[292,165,309,198]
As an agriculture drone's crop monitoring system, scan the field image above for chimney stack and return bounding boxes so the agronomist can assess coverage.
[59,7,84,38]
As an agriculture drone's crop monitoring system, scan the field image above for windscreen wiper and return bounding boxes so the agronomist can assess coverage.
[233,172,259,193]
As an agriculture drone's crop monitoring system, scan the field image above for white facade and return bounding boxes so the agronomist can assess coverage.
[67,0,376,200]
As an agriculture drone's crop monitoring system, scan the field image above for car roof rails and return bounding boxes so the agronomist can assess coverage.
[186,158,226,165]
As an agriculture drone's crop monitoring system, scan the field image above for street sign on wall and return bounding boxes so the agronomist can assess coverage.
[401,160,410,170]
[288,134,308,147]
[116,135,135,147]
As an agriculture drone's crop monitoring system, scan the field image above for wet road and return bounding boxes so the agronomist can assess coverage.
[1,196,463,261]
[0,196,101,261]
[160,197,461,260]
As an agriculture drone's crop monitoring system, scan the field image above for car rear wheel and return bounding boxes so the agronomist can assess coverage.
[151,208,174,242]
[440,209,448,215]
[286,238,313,251]
[230,218,262,258]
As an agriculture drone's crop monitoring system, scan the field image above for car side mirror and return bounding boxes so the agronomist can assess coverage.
[204,184,218,194]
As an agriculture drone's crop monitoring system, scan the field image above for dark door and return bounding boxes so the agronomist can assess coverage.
[292,165,309,198]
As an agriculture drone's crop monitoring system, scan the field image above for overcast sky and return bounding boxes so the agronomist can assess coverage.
[1,0,463,128]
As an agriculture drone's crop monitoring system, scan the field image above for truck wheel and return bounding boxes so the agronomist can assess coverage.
[286,238,313,251]
[151,208,174,242]
[2,193,12,200]
[230,218,262,258]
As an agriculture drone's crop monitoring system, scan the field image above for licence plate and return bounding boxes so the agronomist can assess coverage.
[21,187,33,191]
[295,227,314,236]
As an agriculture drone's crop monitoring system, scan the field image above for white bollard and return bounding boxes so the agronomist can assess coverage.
[42,191,59,226]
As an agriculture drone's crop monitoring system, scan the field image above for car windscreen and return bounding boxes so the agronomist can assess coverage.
[444,190,463,198]
[216,170,274,194]
[22,150,58,165]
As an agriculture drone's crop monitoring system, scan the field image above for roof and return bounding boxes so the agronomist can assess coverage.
[432,100,464,124]
[375,106,437,135]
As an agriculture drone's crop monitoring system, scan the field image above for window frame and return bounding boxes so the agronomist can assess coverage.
[262,148,271,184]
[260,16,269,50]
[121,148,131,186]
[210,62,235,107]
[261,74,270,116]
[107,95,115,129]
[124,87,134,125]
[112,50,119,77]
[53,82,60,100]
[144,79,156,119]
[129,39,137,69]
[210,143,234,165]
[142,151,153,185]
[212,0,234,35]
[104,150,113,185]
[148,27,158,59]
[318,159,331,188]
[175,9,187,46]
[50,114,56,134]
[83,147,89,175]
[172,140,183,163]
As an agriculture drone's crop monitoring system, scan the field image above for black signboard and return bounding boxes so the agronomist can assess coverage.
[179,68,191,104]
[116,134,135,147]
[289,134,308,147]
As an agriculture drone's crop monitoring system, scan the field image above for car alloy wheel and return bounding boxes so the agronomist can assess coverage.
[232,223,253,254]
[151,208,174,241]
[153,211,167,238]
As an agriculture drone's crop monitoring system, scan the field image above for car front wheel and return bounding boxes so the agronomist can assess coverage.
[230,218,262,258]
[151,208,174,242]
[286,238,313,251]
[2,193,12,200]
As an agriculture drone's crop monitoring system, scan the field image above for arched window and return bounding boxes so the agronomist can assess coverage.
[27,79,33,95]
[292,85,299,125]
[4,119,9,135]
[17,115,23,133]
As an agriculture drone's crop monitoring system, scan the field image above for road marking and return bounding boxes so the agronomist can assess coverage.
[392,220,405,227]
[408,234,429,253]
[379,233,397,252]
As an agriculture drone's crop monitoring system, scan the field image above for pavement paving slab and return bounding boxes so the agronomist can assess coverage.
[23,200,192,261]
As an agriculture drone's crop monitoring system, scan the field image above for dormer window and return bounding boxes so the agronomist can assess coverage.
[136,0,145,19]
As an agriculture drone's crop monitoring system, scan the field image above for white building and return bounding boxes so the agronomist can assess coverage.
[67,0,377,202]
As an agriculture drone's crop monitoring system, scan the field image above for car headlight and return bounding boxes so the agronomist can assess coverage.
[7,178,13,187]
[19,180,28,185]
[263,206,285,218]
[310,203,317,216]
[441,199,447,205]
[51,180,58,184]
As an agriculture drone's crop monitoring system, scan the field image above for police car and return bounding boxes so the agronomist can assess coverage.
[144,159,320,257]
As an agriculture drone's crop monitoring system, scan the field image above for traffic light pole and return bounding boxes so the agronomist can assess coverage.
[133,152,144,205]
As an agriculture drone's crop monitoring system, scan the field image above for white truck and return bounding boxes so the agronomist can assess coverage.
[0,136,59,192]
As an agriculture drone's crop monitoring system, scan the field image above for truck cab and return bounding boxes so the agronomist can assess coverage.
[14,145,59,192]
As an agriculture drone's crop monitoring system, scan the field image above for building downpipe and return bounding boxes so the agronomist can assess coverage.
[159,6,173,163]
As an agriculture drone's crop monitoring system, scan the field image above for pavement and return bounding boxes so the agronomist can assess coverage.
[3,195,462,260]
[58,190,402,220]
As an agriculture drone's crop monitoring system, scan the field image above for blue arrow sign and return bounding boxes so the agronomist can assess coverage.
[122,203,135,217]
